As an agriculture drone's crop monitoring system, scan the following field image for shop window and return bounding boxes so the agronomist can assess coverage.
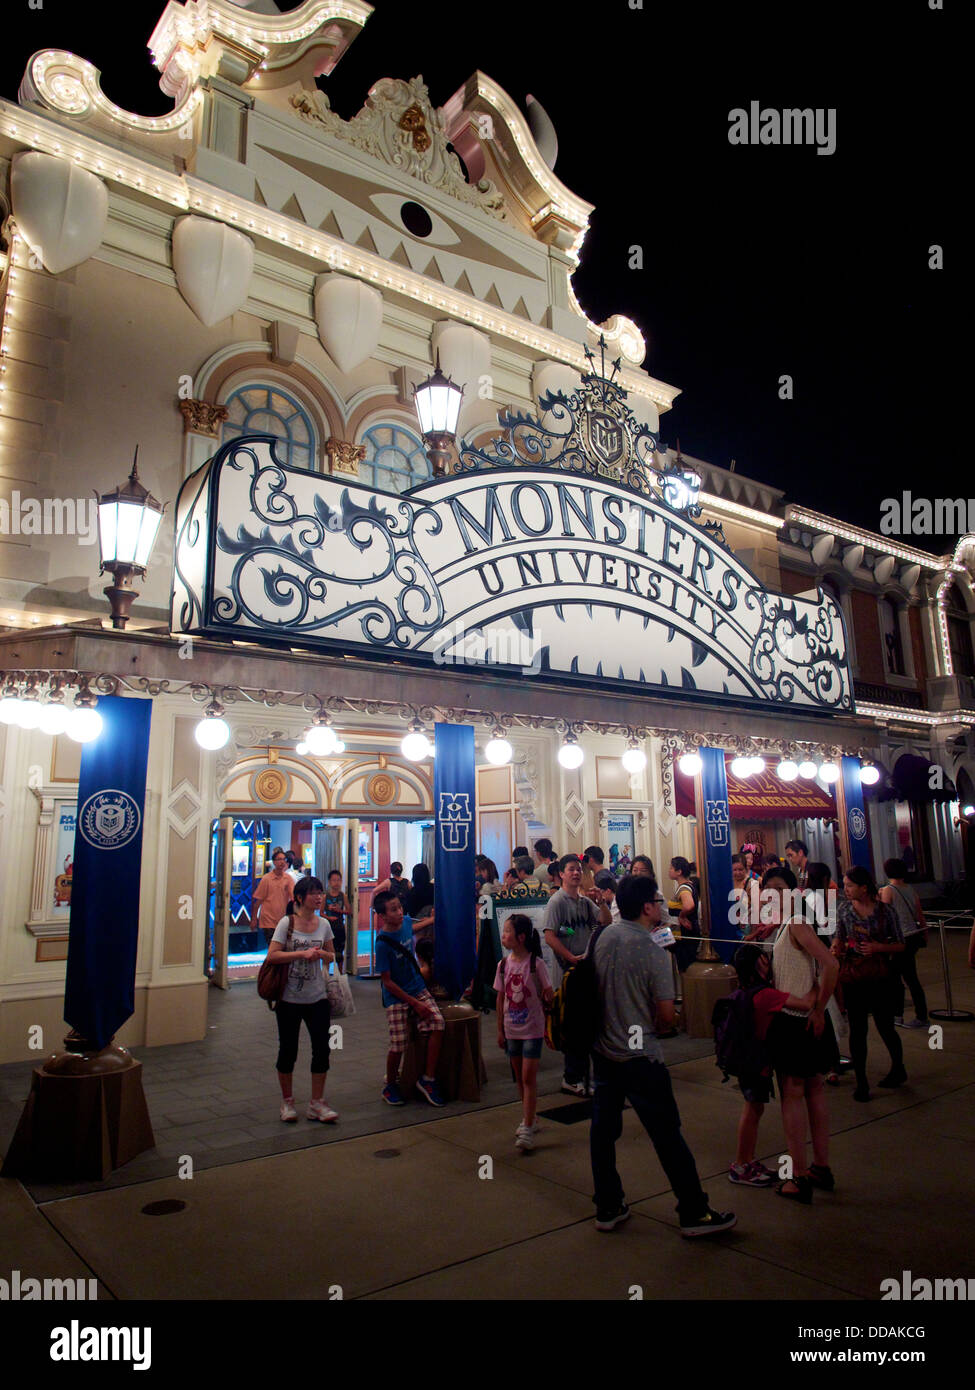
[880,596,905,676]
[947,588,975,677]
[221,385,316,472]
[359,424,431,493]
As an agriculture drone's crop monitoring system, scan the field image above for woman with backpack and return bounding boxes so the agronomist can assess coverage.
[494,914,553,1151]
[266,876,338,1123]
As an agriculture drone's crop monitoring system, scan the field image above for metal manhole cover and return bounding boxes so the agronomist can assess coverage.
[140,1199,187,1215]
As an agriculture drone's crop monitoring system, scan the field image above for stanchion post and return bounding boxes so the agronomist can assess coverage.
[929,916,974,1023]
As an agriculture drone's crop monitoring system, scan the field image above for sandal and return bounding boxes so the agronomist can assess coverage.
[776,1176,812,1205]
[808,1163,835,1192]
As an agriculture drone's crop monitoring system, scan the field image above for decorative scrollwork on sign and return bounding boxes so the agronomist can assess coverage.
[744,592,852,712]
[457,336,717,529]
[211,440,445,647]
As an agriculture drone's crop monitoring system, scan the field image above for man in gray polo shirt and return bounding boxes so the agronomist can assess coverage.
[589,873,736,1238]
[544,853,607,1096]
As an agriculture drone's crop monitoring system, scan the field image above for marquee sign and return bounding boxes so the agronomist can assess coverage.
[172,355,852,711]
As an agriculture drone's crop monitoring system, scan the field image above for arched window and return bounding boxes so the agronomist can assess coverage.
[947,588,975,677]
[359,423,431,493]
[221,385,316,471]
[880,596,905,676]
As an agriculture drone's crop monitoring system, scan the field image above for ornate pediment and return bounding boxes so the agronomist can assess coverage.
[290,76,507,221]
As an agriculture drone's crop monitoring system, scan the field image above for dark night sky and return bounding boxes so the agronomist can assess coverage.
[1,1,961,548]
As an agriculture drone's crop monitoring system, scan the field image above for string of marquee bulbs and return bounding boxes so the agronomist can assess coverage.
[0,668,888,787]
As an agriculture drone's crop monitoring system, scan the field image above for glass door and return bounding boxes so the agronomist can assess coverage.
[207,814,234,990]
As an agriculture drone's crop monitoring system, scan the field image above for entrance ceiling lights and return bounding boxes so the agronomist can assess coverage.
[622,737,648,774]
[859,762,881,786]
[776,759,799,781]
[818,760,841,784]
[195,702,230,750]
[557,731,584,770]
[484,728,513,766]
[65,692,102,744]
[677,749,703,777]
[729,755,751,778]
[413,355,464,477]
[303,717,345,757]
[798,759,818,779]
[401,720,432,762]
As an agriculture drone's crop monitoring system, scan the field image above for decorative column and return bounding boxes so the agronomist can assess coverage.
[179,399,229,437]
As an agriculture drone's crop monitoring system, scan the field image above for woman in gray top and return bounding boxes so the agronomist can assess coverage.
[879,858,929,1028]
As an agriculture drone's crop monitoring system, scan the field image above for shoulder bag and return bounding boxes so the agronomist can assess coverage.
[257,915,293,1008]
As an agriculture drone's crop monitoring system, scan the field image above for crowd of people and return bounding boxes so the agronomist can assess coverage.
[256,834,950,1235]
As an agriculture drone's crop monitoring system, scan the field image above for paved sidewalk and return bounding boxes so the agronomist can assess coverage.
[1,935,973,1303]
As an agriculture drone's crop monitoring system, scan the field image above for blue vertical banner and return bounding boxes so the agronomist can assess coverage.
[433,722,476,1000]
[700,746,735,962]
[840,754,872,871]
[64,695,152,1049]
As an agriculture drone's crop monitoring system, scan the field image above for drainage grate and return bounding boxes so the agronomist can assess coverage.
[141,1199,187,1216]
[373,1148,401,1158]
[537,1101,592,1125]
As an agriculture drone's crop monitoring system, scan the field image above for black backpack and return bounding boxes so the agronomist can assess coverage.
[712,986,770,1083]
[557,924,608,1057]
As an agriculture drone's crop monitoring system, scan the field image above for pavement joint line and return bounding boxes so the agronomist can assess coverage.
[669,1230,869,1301]
[31,1192,122,1303]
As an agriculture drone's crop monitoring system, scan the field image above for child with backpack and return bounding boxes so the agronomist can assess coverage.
[715,944,818,1186]
[494,914,553,1151]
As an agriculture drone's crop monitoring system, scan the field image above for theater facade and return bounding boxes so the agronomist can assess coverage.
[0,0,972,1060]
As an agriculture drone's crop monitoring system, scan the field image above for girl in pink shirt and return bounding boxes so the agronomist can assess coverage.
[494,914,553,1151]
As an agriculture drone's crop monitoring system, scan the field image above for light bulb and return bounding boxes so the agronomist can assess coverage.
[819,761,840,783]
[67,707,103,743]
[195,716,230,750]
[748,756,766,775]
[38,703,70,736]
[558,740,584,769]
[296,741,309,755]
[730,756,751,778]
[401,730,431,761]
[859,764,880,786]
[622,746,647,774]
[678,752,702,777]
[0,696,25,724]
[963,804,975,817]
[777,759,799,782]
[305,725,336,756]
[798,760,818,779]
[17,700,43,729]
[485,737,512,766]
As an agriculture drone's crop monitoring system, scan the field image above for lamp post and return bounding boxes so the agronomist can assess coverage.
[96,448,165,629]
[412,355,464,476]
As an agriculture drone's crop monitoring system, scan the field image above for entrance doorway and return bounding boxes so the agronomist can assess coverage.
[207,814,433,984]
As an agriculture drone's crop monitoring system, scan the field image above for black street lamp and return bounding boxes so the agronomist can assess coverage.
[96,448,165,629]
[412,355,464,476]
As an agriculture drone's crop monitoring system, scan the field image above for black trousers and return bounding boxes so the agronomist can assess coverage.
[893,934,928,1021]
[843,979,903,1086]
[275,998,332,1073]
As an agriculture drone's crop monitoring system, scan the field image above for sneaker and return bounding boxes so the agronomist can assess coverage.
[680,1207,737,1238]
[595,1203,631,1232]
[415,1076,446,1107]
[279,1097,298,1122]
[904,1018,929,1029]
[561,1078,588,1097]
[515,1125,535,1151]
[382,1083,405,1106]
[893,1016,904,1027]
[307,1099,339,1122]
[728,1161,775,1187]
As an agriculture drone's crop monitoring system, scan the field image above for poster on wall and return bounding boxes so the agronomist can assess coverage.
[358,823,374,879]
[53,804,76,913]
[232,840,251,877]
[607,815,635,877]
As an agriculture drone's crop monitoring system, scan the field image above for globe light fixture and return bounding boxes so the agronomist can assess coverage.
[730,755,751,778]
[748,756,766,775]
[305,723,339,756]
[798,760,818,779]
[97,447,165,629]
[485,732,513,766]
[295,740,309,756]
[0,693,25,724]
[678,750,703,777]
[66,703,103,744]
[777,759,799,782]
[195,706,230,750]
[859,763,881,786]
[622,742,647,774]
[412,355,464,476]
[819,761,841,784]
[16,697,43,730]
[401,721,432,762]
[38,702,71,736]
[557,733,584,769]
[962,804,975,818]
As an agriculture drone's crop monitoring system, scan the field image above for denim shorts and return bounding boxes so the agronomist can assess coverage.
[506,1036,543,1060]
